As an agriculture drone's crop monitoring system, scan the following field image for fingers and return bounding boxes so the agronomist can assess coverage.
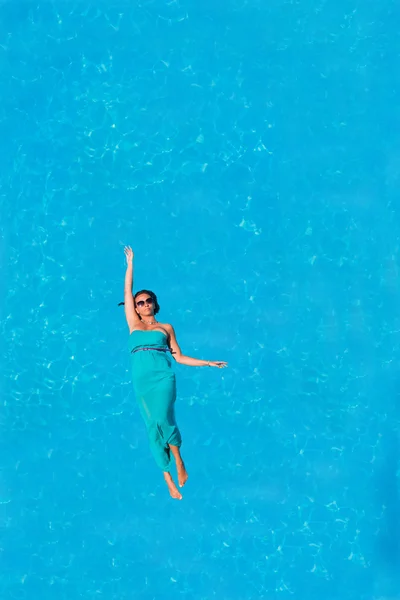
[124,246,134,258]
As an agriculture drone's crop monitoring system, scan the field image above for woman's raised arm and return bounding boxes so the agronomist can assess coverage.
[123,246,141,331]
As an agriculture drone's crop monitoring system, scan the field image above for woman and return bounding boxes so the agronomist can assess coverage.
[123,246,228,500]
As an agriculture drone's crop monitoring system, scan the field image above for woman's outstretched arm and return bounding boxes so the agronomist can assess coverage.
[165,324,228,369]
[124,246,141,332]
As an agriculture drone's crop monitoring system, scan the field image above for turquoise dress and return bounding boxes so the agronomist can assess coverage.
[129,330,182,471]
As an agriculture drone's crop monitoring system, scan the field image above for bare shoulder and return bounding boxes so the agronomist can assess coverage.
[160,323,179,338]
[161,323,182,355]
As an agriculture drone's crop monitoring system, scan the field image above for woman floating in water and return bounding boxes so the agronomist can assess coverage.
[122,246,227,500]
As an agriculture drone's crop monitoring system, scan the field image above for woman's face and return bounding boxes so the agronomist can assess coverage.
[135,294,155,319]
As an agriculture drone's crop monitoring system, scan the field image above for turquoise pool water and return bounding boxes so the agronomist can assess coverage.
[1,1,399,599]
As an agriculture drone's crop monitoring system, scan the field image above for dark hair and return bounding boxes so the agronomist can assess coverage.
[118,290,160,317]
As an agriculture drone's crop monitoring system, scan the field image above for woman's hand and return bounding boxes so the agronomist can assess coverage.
[124,246,134,266]
[208,361,228,368]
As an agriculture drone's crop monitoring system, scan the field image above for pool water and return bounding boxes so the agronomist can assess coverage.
[1,1,400,599]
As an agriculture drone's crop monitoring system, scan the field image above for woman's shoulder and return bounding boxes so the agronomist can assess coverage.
[158,322,173,332]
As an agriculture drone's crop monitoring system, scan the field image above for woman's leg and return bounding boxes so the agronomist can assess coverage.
[145,426,185,499]
[163,471,182,500]
[169,444,189,487]
[141,376,187,498]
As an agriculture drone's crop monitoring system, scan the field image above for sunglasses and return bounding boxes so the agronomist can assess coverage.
[136,297,153,308]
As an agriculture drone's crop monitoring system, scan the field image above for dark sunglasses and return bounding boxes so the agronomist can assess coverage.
[136,297,153,307]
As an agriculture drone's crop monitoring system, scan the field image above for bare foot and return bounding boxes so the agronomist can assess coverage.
[163,472,182,500]
[176,460,189,488]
